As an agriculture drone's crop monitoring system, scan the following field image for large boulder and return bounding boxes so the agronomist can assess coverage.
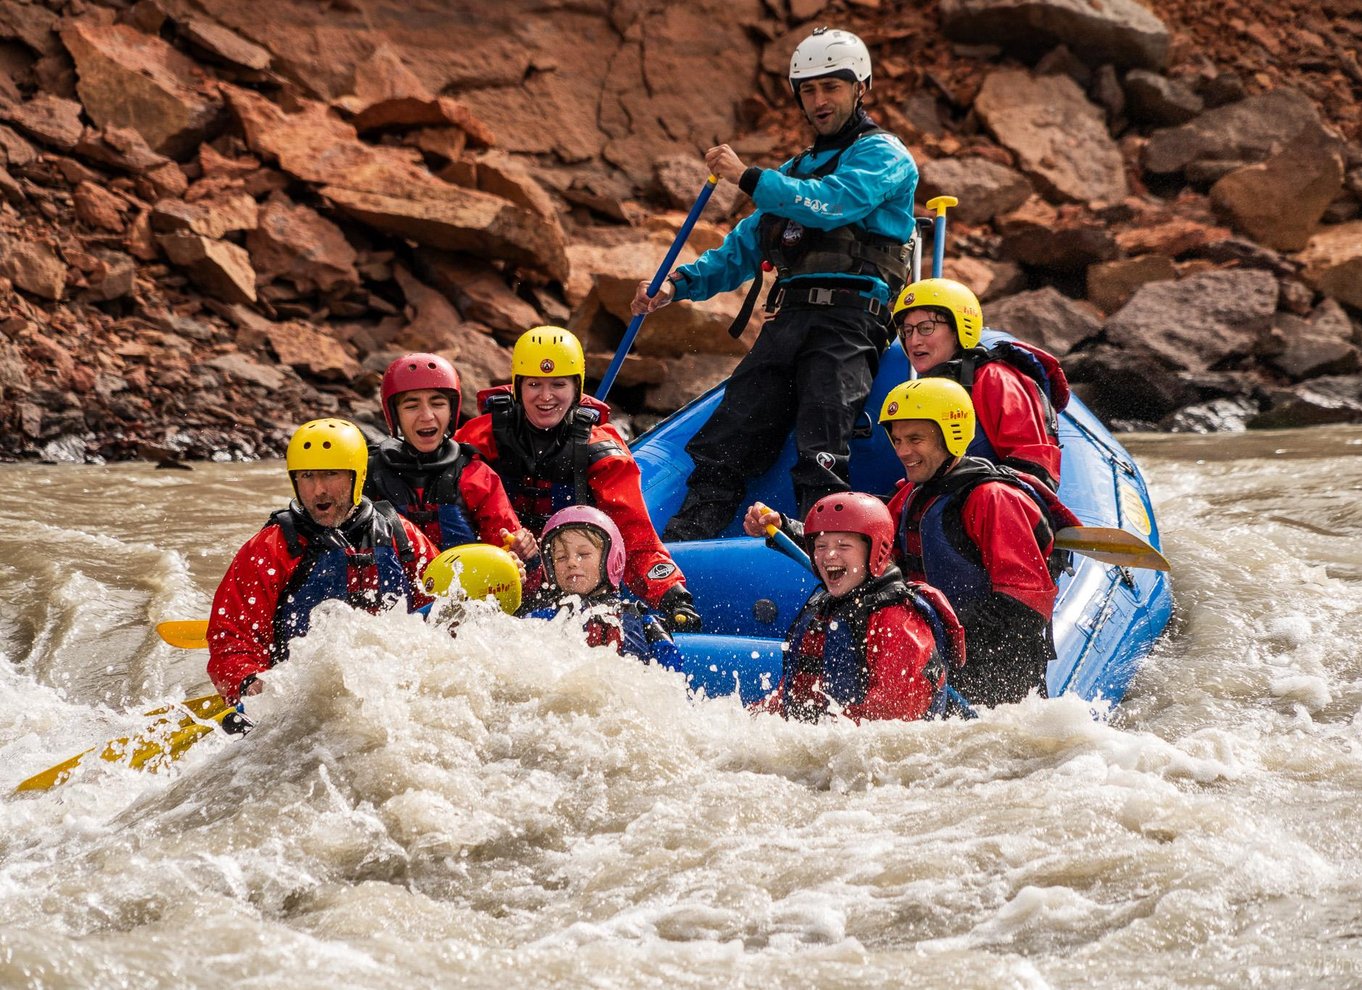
[225,85,568,281]
[917,156,1033,224]
[1249,376,1362,429]
[246,194,360,294]
[336,43,495,144]
[1064,345,1201,422]
[266,321,362,383]
[151,193,259,240]
[157,231,257,305]
[1209,128,1344,252]
[939,0,1170,70]
[1103,268,1279,372]
[986,286,1101,356]
[1265,299,1361,381]
[1144,89,1325,182]
[0,236,66,300]
[60,18,221,159]
[1123,69,1203,127]
[178,16,273,72]
[974,69,1128,205]
[997,198,1118,270]
[0,93,83,150]
[1086,254,1177,313]
[1298,221,1362,309]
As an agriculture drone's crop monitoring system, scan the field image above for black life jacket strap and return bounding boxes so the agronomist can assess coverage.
[268,507,305,559]
[569,406,598,505]
[728,269,766,339]
[488,394,522,476]
[372,500,415,565]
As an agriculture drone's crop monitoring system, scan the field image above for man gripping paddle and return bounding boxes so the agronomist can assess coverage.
[632,27,918,539]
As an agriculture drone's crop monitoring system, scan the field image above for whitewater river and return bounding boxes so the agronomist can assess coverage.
[1,426,1360,989]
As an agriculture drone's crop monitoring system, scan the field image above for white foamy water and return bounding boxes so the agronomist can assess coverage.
[1,429,1360,989]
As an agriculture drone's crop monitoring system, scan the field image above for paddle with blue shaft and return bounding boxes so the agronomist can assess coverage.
[754,504,1168,573]
[924,195,957,278]
[595,174,719,402]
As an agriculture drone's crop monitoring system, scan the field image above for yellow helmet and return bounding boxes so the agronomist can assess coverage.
[879,378,976,458]
[285,418,369,506]
[423,543,522,615]
[512,326,585,393]
[891,278,983,350]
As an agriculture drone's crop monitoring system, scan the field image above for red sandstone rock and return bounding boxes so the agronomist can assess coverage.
[60,18,221,159]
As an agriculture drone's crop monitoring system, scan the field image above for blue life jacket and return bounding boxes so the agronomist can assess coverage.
[365,437,478,551]
[528,594,683,672]
[898,458,1062,614]
[269,500,417,666]
[757,116,912,289]
[782,566,950,721]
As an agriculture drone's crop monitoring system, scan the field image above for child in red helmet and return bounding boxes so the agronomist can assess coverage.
[753,492,964,723]
[524,506,683,671]
[365,353,539,569]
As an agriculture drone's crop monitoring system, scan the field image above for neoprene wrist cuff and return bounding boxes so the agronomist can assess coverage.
[668,271,688,301]
[738,167,761,197]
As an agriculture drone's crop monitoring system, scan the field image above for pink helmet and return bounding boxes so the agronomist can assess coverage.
[380,353,461,437]
[542,505,626,589]
[804,492,896,578]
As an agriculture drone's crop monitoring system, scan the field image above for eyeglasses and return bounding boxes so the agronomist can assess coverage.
[897,316,951,338]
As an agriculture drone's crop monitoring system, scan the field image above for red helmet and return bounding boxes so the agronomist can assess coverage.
[380,353,461,438]
[803,492,895,578]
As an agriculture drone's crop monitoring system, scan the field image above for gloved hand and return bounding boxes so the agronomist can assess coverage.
[659,585,702,633]
[221,706,254,736]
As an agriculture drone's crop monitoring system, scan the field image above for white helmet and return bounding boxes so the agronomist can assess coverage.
[788,27,872,96]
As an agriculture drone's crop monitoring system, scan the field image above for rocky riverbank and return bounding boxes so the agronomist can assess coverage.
[2,0,1361,464]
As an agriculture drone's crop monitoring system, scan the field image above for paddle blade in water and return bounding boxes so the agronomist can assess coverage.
[14,694,231,793]
[156,620,209,649]
[1054,527,1171,571]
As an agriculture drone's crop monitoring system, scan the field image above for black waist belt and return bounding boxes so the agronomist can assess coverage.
[768,284,886,317]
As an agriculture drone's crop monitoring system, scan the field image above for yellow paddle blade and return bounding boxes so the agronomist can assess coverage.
[156,620,209,649]
[1054,527,1171,572]
[15,694,232,793]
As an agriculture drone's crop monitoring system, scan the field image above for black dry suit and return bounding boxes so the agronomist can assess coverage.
[661,108,919,540]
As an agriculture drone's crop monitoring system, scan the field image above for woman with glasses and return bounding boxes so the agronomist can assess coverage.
[891,278,1068,490]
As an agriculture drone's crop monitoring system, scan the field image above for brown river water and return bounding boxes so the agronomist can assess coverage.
[1,426,1360,989]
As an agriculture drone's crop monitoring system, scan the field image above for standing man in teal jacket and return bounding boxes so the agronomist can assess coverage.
[631,27,919,541]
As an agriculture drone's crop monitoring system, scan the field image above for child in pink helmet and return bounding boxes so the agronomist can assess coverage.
[525,505,683,671]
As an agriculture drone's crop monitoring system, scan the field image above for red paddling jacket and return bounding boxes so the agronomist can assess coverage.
[456,385,685,608]
[757,568,964,723]
[887,458,1081,706]
[207,499,437,703]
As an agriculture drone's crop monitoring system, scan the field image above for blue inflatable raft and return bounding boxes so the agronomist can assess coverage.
[631,331,1174,708]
